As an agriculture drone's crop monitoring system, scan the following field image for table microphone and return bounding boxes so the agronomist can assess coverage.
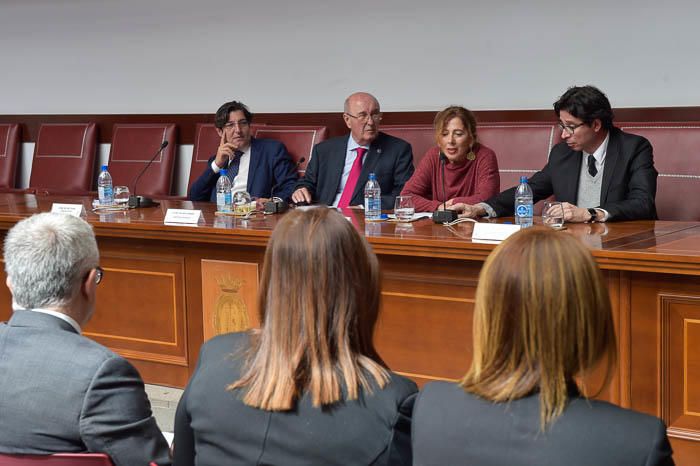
[128,140,169,208]
[264,157,306,214]
[432,152,458,224]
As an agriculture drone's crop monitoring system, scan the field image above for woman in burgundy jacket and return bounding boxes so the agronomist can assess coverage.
[401,106,500,212]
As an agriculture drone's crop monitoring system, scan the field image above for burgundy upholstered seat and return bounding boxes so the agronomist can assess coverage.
[0,452,114,465]
[28,123,97,195]
[619,122,700,221]
[0,123,21,190]
[380,124,435,169]
[478,123,558,192]
[108,124,177,197]
[253,125,328,176]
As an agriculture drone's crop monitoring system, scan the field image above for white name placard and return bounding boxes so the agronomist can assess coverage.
[472,222,521,242]
[51,203,86,217]
[164,209,203,225]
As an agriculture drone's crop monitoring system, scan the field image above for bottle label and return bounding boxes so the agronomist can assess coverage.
[216,192,231,212]
[515,204,533,217]
[98,186,113,205]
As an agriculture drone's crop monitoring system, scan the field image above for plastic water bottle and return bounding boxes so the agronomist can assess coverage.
[364,173,382,221]
[216,169,232,212]
[97,165,113,206]
[514,175,533,228]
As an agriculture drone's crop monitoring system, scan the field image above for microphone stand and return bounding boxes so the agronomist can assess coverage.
[128,141,169,208]
[264,156,306,214]
[432,152,458,224]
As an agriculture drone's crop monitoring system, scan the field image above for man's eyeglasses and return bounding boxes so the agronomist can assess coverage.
[94,266,104,285]
[345,112,383,123]
[557,121,586,135]
[223,120,250,130]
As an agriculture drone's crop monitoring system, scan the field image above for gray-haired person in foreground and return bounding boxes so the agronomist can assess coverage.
[0,213,171,466]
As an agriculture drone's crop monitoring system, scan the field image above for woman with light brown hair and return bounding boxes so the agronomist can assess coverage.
[174,207,417,465]
[400,105,500,212]
[412,227,673,465]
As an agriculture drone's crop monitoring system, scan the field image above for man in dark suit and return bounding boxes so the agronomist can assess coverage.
[189,100,298,204]
[292,92,414,210]
[453,85,657,222]
[0,213,171,466]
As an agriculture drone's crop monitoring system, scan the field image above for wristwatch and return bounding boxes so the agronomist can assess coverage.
[587,208,598,223]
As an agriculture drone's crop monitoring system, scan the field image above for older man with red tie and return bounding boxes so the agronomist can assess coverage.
[292,92,414,209]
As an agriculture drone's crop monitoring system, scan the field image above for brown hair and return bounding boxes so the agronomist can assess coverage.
[229,207,389,410]
[460,227,617,429]
[433,106,478,146]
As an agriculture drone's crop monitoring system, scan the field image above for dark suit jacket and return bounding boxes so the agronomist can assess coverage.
[0,310,171,466]
[295,132,414,210]
[487,127,657,220]
[412,381,674,466]
[189,137,298,202]
[174,332,417,466]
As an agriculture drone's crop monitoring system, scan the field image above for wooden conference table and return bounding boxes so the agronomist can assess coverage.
[0,193,698,461]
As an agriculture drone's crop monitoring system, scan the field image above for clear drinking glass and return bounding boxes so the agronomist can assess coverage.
[542,201,565,228]
[394,195,415,222]
[113,186,130,209]
[232,191,254,216]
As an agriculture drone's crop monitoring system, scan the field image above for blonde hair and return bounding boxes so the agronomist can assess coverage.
[460,227,617,428]
[229,207,389,410]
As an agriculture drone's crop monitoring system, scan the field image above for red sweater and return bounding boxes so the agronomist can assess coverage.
[401,144,500,212]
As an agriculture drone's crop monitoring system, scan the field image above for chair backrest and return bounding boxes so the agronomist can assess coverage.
[381,124,435,169]
[0,123,21,189]
[619,122,700,221]
[187,123,265,193]
[108,124,177,197]
[0,452,114,465]
[29,123,97,195]
[252,125,328,176]
[477,123,558,193]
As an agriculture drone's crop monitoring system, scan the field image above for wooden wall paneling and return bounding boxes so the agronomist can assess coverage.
[628,272,700,463]
[375,255,481,386]
[84,241,189,386]
[618,271,633,408]
[660,294,700,438]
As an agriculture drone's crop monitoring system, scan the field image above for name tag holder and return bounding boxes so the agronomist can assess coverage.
[51,203,86,217]
[471,222,521,243]
[164,209,203,225]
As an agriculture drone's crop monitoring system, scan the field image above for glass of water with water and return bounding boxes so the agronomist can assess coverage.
[114,186,130,210]
[394,195,415,222]
[542,201,564,228]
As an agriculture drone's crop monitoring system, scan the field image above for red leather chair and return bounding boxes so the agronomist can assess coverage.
[478,123,558,214]
[478,123,557,192]
[380,124,435,169]
[252,125,328,176]
[28,123,97,195]
[108,124,177,197]
[0,452,114,465]
[187,123,265,195]
[619,122,700,221]
[0,123,21,190]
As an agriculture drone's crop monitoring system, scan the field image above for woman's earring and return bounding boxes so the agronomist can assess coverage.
[466,146,476,161]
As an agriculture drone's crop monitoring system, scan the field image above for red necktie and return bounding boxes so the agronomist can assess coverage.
[337,147,366,208]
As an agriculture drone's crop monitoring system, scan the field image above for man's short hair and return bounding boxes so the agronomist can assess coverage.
[554,85,614,130]
[4,213,99,309]
[214,100,253,129]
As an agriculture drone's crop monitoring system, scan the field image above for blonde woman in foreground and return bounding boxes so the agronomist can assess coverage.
[412,227,673,466]
[174,207,417,466]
